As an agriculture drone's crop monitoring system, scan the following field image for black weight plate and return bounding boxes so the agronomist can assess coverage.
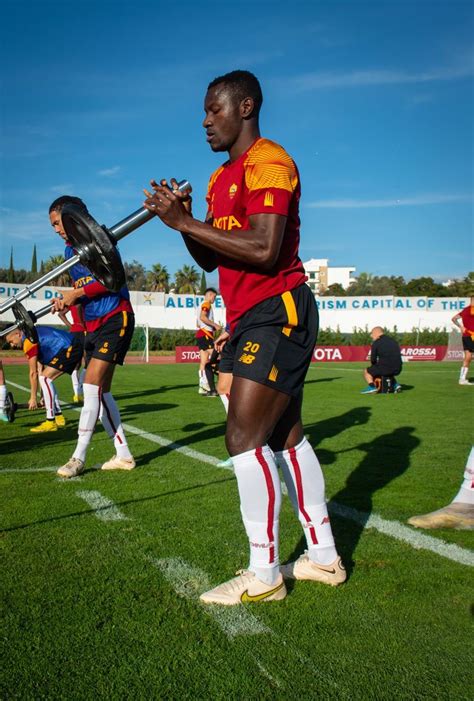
[12,302,38,344]
[5,391,16,423]
[61,204,126,292]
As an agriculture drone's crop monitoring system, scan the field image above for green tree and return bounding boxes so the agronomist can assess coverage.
[174,265,199,293]
[43,255,71,287]
[147,263,170,292]
[371,276,400,295]
[7,247,14,283]
[444,272,474,297]
[31,244,38,275]
[199,270,207,295]
[124,260,147,290]
[347,272,374,295]
[404,276,445,296]
[321,283,346,296]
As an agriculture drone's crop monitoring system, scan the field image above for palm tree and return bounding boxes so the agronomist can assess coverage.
[347,272,374,295]
[147,263,170,292]
[174,264,199,293]
[43,255,72,287]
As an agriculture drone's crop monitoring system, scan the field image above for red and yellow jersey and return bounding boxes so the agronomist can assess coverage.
[23,337,39,360]
[196,300,214,340]
[460,305,474,337]
[205,137,307,332]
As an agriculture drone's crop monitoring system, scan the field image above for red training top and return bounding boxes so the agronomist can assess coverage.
[205,137,307,333]
[460,305,474,337]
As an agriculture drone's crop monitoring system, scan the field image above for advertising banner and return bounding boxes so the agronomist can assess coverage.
[176,345,451,363]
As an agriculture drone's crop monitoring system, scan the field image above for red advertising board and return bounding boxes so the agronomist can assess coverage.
[176,345,451,363]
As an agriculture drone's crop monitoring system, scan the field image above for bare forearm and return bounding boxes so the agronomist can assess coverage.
[180,233,217,272]
[180,216,277,270]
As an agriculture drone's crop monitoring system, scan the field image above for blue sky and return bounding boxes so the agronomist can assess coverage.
[1,0,472,286]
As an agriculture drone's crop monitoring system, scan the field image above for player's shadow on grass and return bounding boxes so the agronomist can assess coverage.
[284,426,419,580]
[0,476,235,533]
[304,376,342,385]
[304,406,372,446]
[115,384,196,400]
[120,402,178,417]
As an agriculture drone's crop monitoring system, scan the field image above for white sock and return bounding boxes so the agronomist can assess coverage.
[39,375,57,420]
[275,437,337,566]
[100,392,132,459]
[54,394,62,416]
[232,445,281,585]
[453,447,474,505]
[219,393,229,413]
[460,366,468,381]
[71,369,81,395]
[199,369,209,389]
[0,384,7,410]
[73,383,101,462]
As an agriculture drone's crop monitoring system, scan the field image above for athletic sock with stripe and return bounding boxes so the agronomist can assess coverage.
[232,445,281,585]
[73,383,101,462]
[275,437,337,566]
[100,392,132,459]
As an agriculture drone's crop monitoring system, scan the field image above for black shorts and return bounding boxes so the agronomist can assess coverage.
[45,339,84,375]
[196,335,213,352]
[367,363,402,378]
[71,330,86,351]
[85,311,135,366]
[219,341,234,374]
[462,336,474,352]
[225,284,318,397]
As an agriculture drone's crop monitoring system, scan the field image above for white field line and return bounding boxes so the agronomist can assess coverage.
[149,556,270,639]
[329,503,474,568]
[76,489,128,522]
[0,466,58,473]
[6,380,473,567]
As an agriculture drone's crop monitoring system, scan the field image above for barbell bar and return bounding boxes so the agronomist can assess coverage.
[0,178,190,313]
[0,301,56,343]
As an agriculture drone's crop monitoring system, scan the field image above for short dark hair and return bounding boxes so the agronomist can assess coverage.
[205,287,218,295]
[49,195,88,214]
[208,70,263,116]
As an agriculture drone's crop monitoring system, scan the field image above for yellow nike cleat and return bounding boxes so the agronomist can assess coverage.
[30,419,58,433]
[72,394,84,403]
[199,570,286,605]
[55,415,66,428]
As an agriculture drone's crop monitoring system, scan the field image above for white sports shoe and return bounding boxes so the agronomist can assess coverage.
[101,455,136,471]
[281,553,346,586]
[200,570,287,605]
[459,379,472,385]
[57,457,84,478]
[408,502,474,530]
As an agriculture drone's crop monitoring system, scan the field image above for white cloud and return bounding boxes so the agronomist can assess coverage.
[307,193,474,208]
[50,184,74,194]
[98,166,121,177]
[291,64,473,91]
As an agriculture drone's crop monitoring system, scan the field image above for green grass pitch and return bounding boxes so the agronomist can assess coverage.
[1,361,473,700]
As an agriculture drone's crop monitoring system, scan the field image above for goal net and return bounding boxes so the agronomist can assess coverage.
[442,329,464,362]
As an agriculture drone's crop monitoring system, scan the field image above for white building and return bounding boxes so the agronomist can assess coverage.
[303,258,356,294]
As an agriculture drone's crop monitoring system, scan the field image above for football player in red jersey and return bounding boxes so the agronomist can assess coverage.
[145,70,345,605]
[452,296,474,385]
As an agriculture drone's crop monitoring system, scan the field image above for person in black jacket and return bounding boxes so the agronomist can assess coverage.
[361,327,402,394]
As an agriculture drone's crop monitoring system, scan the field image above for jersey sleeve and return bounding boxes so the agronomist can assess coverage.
[23,338,39,359]
[244,141,298,217]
